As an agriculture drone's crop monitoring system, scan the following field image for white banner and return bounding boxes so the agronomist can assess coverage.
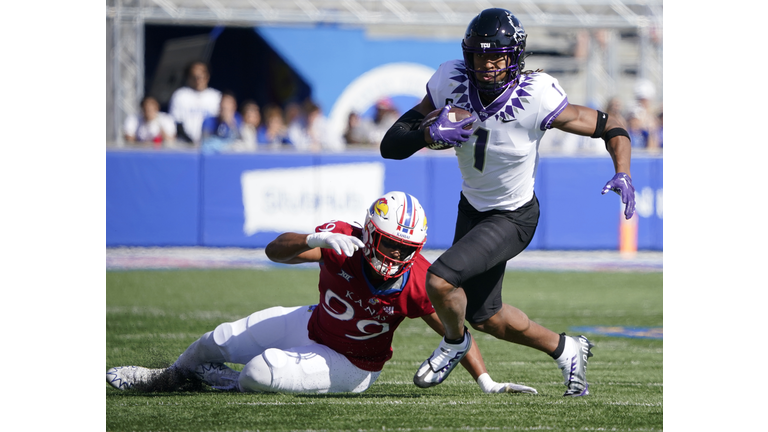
[241,163,385,236]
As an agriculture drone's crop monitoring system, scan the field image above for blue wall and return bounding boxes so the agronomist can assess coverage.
[106,152,200,246]
[106,151,663,250]
[256,26,461,117]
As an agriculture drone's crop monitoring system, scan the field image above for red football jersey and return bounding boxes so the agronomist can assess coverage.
[306,221,434,371]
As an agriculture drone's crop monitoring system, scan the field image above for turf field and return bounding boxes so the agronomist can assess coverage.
[106,268,662,431]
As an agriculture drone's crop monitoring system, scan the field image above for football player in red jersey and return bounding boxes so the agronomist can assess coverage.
[107,191,537,395]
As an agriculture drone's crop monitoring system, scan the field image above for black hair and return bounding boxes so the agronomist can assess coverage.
[220,89,237,100]
[140,95,159,107]
[183,61,209,79]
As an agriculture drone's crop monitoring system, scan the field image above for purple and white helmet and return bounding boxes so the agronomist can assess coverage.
[362,191,427,279]
[461,8,528,95]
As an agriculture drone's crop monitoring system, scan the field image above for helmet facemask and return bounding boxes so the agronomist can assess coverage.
[364,221,423,279]
[462,42,526,95]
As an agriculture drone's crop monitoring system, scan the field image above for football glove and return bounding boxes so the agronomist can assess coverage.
[306,232,364,257]
[428,105,475,147]
[487,382,539,394]
[476,373,538,394]
[602,172,636,220]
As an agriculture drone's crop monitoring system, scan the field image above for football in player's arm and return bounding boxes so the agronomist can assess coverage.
[380,8,636,397]
[107,191,537,395]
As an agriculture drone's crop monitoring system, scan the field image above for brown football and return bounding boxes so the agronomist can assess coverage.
[419,106,474,150]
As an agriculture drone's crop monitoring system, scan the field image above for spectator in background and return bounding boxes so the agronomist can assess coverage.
[656,109,663,149]
[628,79,660,151]
[605,97,627,129]
[123,96,177,148]
[368,98,401,145]
[229,100,260,152]
[284,102,308,149]
[200,91,242,154]
[304,100,345,152]
[627,108,651,150]
[169,61,222,146]
[343,112,375,149]
[258,104,292,149]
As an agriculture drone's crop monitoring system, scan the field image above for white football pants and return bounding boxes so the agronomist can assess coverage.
[172,305,380,393]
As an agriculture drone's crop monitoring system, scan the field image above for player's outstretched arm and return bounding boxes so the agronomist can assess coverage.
[552,104,631,174]
[265,232,364,264]
[420,313,537,394]
[265,232,322,264]
[552,104,635,219]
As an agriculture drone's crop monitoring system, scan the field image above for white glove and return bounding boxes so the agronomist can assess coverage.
[487,382,538,394]
[477,373,538,394]
[306,232,365,257]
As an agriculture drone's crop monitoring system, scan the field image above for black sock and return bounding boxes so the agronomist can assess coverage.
[549,333,567,359]
[445,326,470,345]
[444,333,465,345]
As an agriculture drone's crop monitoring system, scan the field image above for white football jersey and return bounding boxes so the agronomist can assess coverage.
[168,86,222,143]
[426,60,569,212]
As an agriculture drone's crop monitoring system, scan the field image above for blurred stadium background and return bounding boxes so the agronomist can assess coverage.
[106,0,662,148]
[105,0,663,255]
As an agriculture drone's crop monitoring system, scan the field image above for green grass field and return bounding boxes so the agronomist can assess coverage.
[106,268,662,431]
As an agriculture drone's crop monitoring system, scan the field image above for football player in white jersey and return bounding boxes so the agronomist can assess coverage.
[107,192,537,396]
[381,8,636,397]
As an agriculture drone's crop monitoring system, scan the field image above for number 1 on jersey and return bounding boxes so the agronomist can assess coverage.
[472,127,489,172]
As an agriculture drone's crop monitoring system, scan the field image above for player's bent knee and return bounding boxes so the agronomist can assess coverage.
[239,348,292,392]
[470,306,507,329]
[426,272,454,296]
[468,318,496,334]
[212,322,235,348]
[239,353,275,392]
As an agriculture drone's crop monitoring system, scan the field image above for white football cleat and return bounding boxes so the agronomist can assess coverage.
[194,363,241,391]
[106,366,165,390]
[556,334,595,397]
[413,331,472,388]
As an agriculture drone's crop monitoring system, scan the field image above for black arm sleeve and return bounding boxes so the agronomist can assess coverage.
[380,109,428,160]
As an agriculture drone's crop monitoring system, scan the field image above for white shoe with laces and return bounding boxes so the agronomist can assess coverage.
[555,334,595,397]
[106,366,165,390]
[413,330,473,388]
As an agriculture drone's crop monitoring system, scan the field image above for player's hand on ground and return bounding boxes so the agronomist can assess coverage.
[486,382,538,394]
[306,232,365,257]
[428,105,475,147]
[602,172,636,220]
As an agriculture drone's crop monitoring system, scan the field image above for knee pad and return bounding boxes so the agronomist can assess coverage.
[212,322,235,348]
[211,321,246,360]
[239,348,287,392]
